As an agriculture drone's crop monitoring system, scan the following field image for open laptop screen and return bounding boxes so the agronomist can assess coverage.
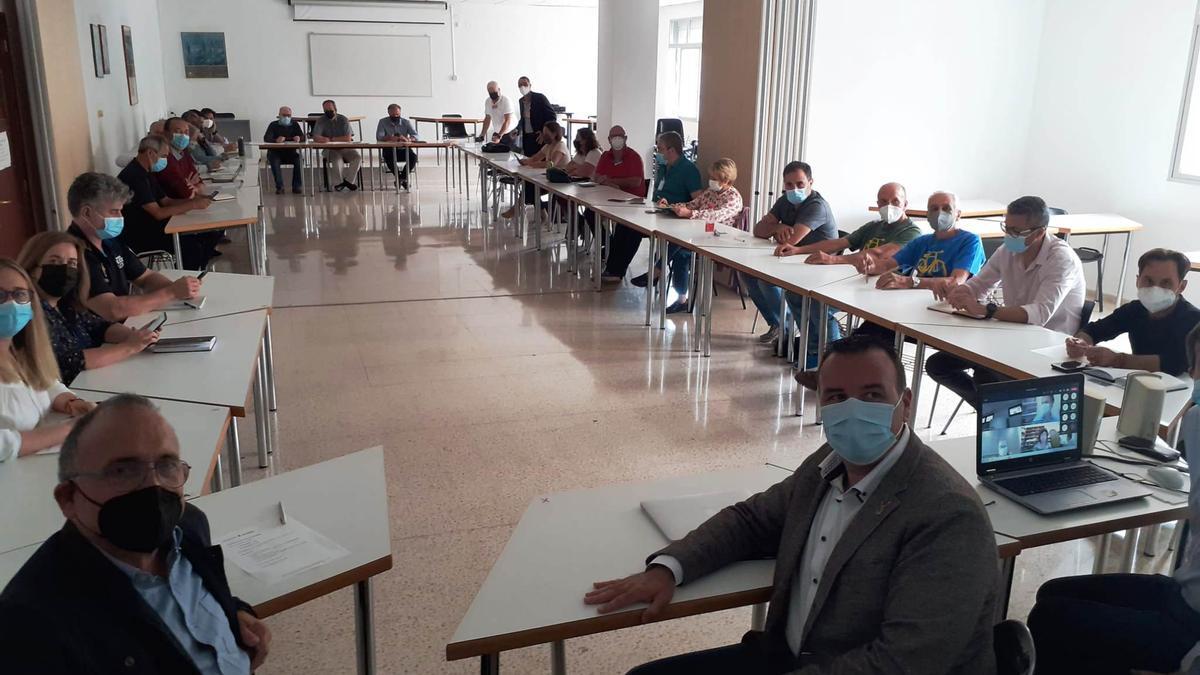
[977,374,1085,475]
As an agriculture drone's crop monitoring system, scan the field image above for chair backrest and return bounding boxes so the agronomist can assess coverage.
[734,207,750,232]
[982,236,1004,258]
[1079,298,1096,327]
[440,113,468,139]
[655,118,684,138]
[993,619,1035,675]
[1048,207,1067,216]
[214,112,235,119]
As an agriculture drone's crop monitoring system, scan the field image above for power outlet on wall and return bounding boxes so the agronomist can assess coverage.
[97,110,104,118]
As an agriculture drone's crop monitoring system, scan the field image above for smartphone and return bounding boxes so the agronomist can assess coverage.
[140,312,167,332]
[1050,360,1086,373]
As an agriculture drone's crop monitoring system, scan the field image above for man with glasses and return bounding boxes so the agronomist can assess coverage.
[0,395,272,673]
[924,195,1086,409]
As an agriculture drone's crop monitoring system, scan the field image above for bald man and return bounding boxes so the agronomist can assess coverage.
[480,81,517,144]
[0,394,272,672]
[263,106,305,194]
[775,182,923,266]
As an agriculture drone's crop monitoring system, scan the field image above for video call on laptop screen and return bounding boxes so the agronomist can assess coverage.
[979,377,1082,466]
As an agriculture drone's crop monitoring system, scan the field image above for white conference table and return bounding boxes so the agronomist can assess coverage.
[0,447,392,675]
[167,182,266,275]
[72,310,271,487]
[448,463,1020,675]
[0,393,230,556]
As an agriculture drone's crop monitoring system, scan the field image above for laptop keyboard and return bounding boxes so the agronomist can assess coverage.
[993,465,1118,496]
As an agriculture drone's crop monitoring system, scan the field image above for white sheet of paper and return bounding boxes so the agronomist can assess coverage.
[1032,344,1071,361]
[218,518,349,584]
[0,132,11,171]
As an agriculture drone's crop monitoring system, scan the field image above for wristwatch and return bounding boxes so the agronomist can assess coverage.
[984,302,999,320]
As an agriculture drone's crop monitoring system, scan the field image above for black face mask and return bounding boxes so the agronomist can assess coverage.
[390,115,401,122]
[323,110,336,119]
[77,485,184,553]
[489,91,499,102]
[38,264,78,298]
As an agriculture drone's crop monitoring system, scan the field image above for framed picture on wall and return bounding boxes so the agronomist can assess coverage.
[181,32,228,78]
[89,25,103,77]
[99,24,110,74]
[121,25,138,105]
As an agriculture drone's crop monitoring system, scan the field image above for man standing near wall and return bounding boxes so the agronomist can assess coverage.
[516,76,557,157]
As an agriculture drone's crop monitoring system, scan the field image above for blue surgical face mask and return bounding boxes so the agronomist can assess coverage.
[279,116,292,126]
[0,301,33,339]
[821,397,901,465]
[654,151,665,164]
[171,133,190,150]
[99,216,124,240]
[1002,233,1029,253]
[151,157,168,173]
[929,211,955,232]
[786,187,807,205]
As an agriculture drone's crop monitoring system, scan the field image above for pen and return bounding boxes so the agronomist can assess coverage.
[278,500,288,525]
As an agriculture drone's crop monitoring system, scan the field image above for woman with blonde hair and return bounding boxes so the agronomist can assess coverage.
[16,232,158,386]
[0,259,94,461]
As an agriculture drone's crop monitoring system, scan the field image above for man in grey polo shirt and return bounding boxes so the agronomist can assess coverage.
[312,99,360,192]
[376,103,419,188]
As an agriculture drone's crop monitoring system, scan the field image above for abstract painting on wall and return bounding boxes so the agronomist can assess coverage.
[181,32,229,78]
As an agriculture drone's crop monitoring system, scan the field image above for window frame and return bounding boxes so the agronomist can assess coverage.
[666,16,703,121]
[1170,4,1200,183]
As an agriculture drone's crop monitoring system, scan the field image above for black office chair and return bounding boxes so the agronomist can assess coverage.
[655,118,684,137]
[994,620,1036,675]
[214,112,235,119]
[439,113,469,140]
[1047,206,1105,312]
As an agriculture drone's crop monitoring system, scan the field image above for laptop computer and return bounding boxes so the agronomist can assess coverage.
[640,490,749,541]
[976,374,1149,514]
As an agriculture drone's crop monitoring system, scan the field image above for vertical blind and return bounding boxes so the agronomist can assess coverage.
[749,0,818,223]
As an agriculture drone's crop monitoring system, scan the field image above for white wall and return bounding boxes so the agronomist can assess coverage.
[596,0,658,174]
[1022,0,1200,304]
[74,0,170,171]
[805,0,1045,233]
[154,0,597,142]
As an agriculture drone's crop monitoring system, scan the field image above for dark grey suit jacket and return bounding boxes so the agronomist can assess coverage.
[653,436,999,674]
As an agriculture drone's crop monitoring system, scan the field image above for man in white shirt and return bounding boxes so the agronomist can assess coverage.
[584,333,998,674]
[479,81,516,145]
[925,195,1086,409]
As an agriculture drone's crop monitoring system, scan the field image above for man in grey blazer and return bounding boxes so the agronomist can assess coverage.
[585,334,999,674]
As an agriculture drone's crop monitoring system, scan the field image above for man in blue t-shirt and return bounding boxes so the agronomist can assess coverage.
[844,191,984,348]
[741,161,841,356]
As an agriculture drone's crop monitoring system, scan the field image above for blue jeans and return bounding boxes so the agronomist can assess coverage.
[655,244,692,297]
[268,150,303,190]
[740,273,840,349]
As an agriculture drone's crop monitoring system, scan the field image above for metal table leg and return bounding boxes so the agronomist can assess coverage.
[172,234,184,270]
[264,319,278,411]
[703,257,714,357]
[644,237,657,326]
[211,453,224,492]
[1115,232,1133,307]
[997,554,1016,622]
[658,237,669,329]
[354,579,376,675]
[795,296,811,417]
[908,339,927,428]
[1093,533,1111,573]
[534,186,543,251]
[593,217,602,291]
[814,306,830,425]
[550,641,566,675]
[776,292,789,356]
[226,418,243,487]
[1118,528,1140,571]
[480,654,499,675]
[254,356,270,469]
[751,603,767,631]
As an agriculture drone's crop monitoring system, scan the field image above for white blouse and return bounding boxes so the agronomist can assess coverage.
[0,379,71,462]
[572,149,602,167]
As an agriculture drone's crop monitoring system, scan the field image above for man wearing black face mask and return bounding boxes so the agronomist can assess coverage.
[0,395,272,674]
[312,98,361,192]
[375,103,420,188]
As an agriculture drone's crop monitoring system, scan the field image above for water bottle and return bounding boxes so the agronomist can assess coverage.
[237,137,245,157]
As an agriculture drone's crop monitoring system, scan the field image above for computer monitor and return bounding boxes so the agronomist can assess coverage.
[976,374,1086,476]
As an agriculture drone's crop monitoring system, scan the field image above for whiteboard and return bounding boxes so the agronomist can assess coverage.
[308,33,432,97]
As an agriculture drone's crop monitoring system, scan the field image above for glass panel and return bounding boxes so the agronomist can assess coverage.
[1178,27,1200,177]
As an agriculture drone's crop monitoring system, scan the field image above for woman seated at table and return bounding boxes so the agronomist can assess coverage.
[17,233,159,386]
[501,121,571,220]
[565,128,602,179]
[637,158,744,313]
[0,259,95,461]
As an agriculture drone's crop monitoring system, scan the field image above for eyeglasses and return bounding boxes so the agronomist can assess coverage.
[71,458,191,491]
[1000,222,1043,237]
[0,288,33,304]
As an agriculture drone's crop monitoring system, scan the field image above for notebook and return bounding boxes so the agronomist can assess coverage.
[927,302,987,320]
[149,336,216,353]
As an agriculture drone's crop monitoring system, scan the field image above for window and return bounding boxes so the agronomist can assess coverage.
[1171,5,1200,181]
[666,16,703,120]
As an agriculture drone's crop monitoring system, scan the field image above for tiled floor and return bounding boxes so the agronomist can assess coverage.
[211,164,1178,674]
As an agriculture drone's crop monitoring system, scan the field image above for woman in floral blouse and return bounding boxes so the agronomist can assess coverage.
[655,158,744,313]
[16,233,158,385]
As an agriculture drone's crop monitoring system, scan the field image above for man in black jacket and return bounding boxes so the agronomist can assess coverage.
[516,75,557,157]
[0,394,271,674]
[263,105,306,194]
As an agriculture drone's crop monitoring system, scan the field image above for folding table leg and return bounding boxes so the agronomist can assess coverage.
[480,654,499,675]
[550,641,566,675]
[355,579,376,675]
[225,419,243,487]
[644,236,656,327]
[908,339,927,428]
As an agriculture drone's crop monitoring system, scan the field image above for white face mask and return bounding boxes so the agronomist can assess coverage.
[879,204,902,224]
[610,137,626,151]
[202,118,214,129]
[1138,285,1178,314]
[929,210,955,232]
[708,180,721,191]
[519,85,531,96]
